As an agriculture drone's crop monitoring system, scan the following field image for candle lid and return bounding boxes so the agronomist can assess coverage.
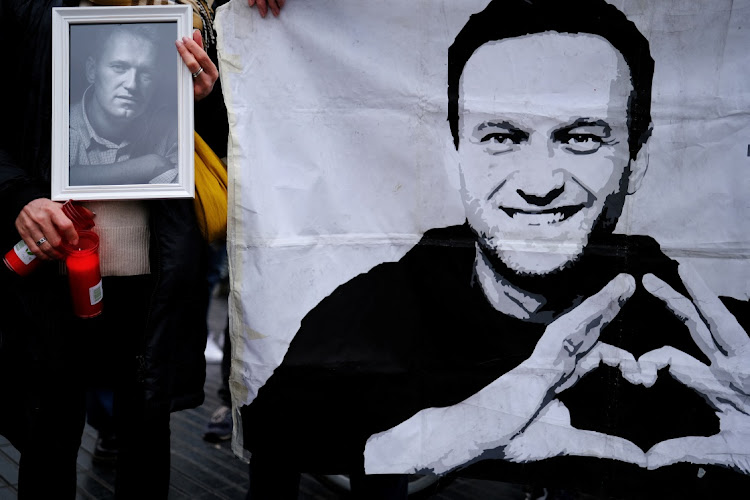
[61,200,96,231]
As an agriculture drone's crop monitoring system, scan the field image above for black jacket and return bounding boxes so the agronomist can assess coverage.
[0,0,208,439]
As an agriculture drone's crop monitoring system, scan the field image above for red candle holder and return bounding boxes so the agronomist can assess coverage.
[63,230,103,318]
[3,201,96,276]
[3,240,42,276]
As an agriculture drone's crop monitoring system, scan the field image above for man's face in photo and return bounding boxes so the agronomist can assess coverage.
[86,30,158,126]
[457,32,645,276]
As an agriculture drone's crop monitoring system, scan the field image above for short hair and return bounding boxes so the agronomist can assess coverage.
[92,23,160,62]
[448,0,654,159]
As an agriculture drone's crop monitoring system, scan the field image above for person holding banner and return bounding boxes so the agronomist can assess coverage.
[242,0,750,498]
[0,1,219,497]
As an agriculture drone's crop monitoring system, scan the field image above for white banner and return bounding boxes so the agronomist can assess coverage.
[217,0,750,494]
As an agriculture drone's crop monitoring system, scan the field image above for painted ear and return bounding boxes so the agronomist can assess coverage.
[85,57,96,85]
[627,135,650,195]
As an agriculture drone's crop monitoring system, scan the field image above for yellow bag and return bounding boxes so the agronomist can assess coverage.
[193,131,228,243]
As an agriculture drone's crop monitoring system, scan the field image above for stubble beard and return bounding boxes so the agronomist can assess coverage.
[472,175,630,297]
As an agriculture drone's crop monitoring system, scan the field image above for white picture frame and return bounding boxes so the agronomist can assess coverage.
[51,5,194,201]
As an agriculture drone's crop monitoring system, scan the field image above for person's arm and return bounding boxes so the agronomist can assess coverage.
[1,152,76,261]
[69,153,174,186]
[639,263,750,475]
[364,273,644,474]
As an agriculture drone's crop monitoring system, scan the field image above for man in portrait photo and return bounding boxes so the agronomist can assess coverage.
[239,0,750,496]
[69,23,179,186]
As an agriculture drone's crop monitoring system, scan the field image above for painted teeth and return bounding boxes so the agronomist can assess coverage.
[511,211,566,225]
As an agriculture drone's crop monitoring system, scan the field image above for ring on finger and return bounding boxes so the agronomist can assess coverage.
[192,67,204,79]
[35,237,47,247]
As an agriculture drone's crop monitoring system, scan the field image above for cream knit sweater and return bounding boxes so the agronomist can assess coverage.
[82,201,151,276]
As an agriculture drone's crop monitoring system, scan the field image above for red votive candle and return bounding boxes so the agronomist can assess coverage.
[3,240,42,276]
[64,230,103,318]
[4,200,96,276]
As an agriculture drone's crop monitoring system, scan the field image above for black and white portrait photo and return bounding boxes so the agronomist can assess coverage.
[69,22,178,186]
[215,0,750,497]
[51,6,195,201]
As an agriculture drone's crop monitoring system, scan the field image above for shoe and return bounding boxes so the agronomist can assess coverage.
[92,430,118,465]
[204,332,224,364]
[203,405,232,442]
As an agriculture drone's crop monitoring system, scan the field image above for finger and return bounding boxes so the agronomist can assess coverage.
[558,342,645,392]
[532,273,636,371]
[269,0,280,17]
[643,273,719,360]
[647,435,750,474]
[253,0,268,17]
[676,261,750,354]
[637,346,735,408]
[182,36,217,79]
[24,229,62,260]
[506,401,647,467]
[192,29,204,50]
[175,38,200,75]
[34,217,68,260]
[51,210,78,247]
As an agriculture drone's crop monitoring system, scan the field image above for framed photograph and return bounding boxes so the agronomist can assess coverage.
[51,5,194,201]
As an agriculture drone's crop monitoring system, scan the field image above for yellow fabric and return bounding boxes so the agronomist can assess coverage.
[194,131,228,243]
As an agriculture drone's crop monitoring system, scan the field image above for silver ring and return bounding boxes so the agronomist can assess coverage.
[35,237,47,247]
[192,67,204,79]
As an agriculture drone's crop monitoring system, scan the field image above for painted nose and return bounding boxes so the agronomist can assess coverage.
[516,185,564,206]
[514,162,565,206]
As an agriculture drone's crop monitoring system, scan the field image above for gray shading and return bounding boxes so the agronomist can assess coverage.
[68,22,179,186]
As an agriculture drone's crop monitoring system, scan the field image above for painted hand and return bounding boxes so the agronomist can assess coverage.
[505,341,647,466]
[364,274,637,474]
[640,263,750,474]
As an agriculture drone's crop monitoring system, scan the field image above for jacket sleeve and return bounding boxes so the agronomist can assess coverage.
[0,0,55,245]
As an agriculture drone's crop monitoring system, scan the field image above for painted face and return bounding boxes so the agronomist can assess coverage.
[457,33,644,276]
[87,31,158,125]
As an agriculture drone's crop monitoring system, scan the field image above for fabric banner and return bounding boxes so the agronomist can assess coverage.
[216,0,750,495]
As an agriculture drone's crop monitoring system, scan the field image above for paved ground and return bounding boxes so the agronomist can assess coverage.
[0,287,537,499]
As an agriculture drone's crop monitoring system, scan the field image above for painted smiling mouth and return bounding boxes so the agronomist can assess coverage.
[500,205,584,225]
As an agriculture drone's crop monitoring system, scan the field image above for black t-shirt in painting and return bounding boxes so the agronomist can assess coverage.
[242,224,750,498]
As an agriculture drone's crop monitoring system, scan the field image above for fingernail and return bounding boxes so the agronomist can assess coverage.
[642,273,659,293]
[183,36,191,43]
[615,273,636,296]
[175,39,183,46]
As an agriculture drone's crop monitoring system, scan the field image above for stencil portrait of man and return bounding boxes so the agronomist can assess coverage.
[68,23,179,186]
[237,0,750,496]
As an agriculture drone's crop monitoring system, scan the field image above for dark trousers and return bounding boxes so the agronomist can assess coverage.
[13,274,171,499]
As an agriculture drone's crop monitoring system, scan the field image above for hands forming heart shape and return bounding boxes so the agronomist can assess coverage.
[365,262,750,476]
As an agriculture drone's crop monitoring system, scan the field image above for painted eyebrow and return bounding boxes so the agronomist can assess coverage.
[475,120,524,132]
[553,118,612,137]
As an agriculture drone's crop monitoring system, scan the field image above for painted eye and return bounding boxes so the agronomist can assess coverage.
[480,132,524,154]
[562,134,603,154]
